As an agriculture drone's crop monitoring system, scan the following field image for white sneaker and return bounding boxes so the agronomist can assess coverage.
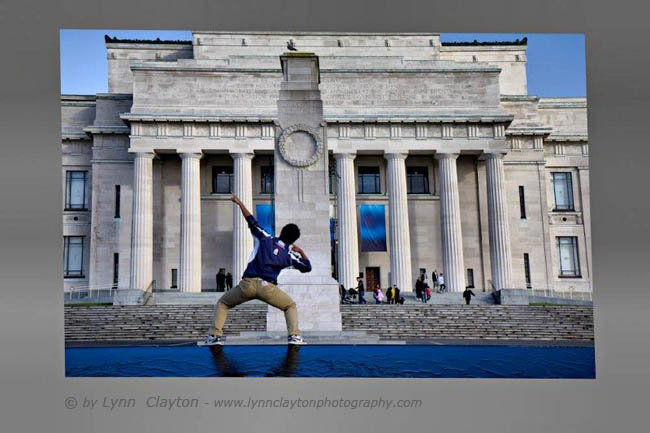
[288,335,305,345]
[199,335,224,346]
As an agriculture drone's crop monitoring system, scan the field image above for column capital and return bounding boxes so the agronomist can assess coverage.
[178,152,203,160]
[483,150,508,160]
[230,152,255,160]
[434,152,459,160]
[133,151,155,159]
[333,152,356,160]
[384,152,408,161]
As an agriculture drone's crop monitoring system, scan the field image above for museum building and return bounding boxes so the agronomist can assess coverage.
[61,32,591,296]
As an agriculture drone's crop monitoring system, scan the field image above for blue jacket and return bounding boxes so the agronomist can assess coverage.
[242,215,312,284]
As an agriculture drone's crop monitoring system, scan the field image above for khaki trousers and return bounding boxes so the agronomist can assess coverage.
[209,277,300,337]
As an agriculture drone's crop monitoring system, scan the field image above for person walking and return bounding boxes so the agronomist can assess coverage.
[432,269,439,292]
[415,276,426,303]
[357,277,367,304]
[438,273,445,292]
[463,286,476,305]
[225,272,233,290]
[386,285,393,304]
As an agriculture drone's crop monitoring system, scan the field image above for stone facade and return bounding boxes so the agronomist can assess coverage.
[61,32,590,296]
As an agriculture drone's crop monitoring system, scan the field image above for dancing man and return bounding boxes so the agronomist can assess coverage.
[203,194,311,345]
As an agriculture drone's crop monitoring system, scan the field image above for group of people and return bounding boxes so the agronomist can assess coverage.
[339,277,407,305]
[215,269,233,292]
[338,271,478,305]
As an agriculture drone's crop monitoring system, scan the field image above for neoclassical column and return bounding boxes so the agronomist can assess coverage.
[179,152,202,293]
[334,152,360,290]
[485,151,513,290]
[232,153,254,282]
[435,153,466,292]
[129,152,155,290]
[385,153,413,291]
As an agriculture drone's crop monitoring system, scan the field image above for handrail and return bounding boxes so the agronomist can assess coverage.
[138,280,155,305]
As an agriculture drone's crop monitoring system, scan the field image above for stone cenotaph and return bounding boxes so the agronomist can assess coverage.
[266,53,342,333]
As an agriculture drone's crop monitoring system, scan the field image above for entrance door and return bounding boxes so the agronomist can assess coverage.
[366,267,380,291]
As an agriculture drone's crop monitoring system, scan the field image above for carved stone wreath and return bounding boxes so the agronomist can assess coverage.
[277,123,323,168]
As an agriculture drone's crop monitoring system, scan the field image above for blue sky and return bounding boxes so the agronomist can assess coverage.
[60,30,585,97]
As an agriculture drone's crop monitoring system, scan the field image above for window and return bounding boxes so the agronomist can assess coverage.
[212,166,233,193]
[329,163,337,195]
[63,236,84,278]
[112,253,119,288]
[524,253,532,288]
[557,237,581,277]
[466,269,475,288]
[406,166,430,194]
[65,171,88,210]
[114,185,121,218]
[519,186,526,219]
[551,172,575,211]
[358,166,381,194]
[171,269,178,289]
[260,165,274,194]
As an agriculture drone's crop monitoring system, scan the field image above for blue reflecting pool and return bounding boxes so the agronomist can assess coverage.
[66,344,595,378]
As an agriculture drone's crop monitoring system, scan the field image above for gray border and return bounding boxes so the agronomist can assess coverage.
[1,0,649,432]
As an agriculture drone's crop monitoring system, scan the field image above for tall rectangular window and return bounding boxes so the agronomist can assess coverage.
[358,166,381,194]
[523,253,532,288]
[65,171,88,210]
[406,166,430,194]
[63,236,84,278]
[171,269,178,289]
[329,162,337,195]
[212,166,233,193]
[114,185,121,218]
[557,236,581,277]
[519,185,526,219]
[466,268,475,288]
[551,172,575,211]
[260,165,274,194]
[112,253,119,288]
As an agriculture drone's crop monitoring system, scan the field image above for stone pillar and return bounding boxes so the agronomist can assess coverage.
[129,152,154,291]
[485,151,513,290]
[577,166,592,291]
[179,152,202,293]
[436,153,466,292]
[232,153,254,282]
[385,153,413,291]
[334,152,360,290]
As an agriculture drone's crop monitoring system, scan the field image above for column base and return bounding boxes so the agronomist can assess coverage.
[113,289,145,306]
[267,271,342,333]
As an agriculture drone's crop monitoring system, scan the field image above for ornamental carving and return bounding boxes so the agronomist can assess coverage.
[277,123,323,167]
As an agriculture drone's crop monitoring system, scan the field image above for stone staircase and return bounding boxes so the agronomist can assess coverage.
[64,304,267,343]
[65,304,594,344]
[341,304,594,342]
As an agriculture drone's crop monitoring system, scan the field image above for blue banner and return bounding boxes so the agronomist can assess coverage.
[359,204,387,252]
[255,204,275,236]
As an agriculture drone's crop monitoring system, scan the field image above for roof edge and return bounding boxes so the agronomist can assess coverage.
[441,37,527,47]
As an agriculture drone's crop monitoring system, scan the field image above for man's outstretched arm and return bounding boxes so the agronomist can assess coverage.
[231,194,252,218]
[232,194,271,239]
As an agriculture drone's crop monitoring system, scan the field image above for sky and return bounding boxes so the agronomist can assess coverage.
[60,30,586,97]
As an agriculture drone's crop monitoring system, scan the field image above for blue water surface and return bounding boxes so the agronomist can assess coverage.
[65,345,595,378]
